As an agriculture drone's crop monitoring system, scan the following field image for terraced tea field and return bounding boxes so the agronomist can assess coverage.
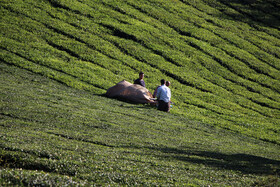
[1,0,280,186]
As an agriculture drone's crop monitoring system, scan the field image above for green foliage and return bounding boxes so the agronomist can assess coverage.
[0,0,280,185]
[1,63,280,186]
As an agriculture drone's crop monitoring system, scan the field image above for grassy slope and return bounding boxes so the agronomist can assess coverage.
[0,0,280,186]
[1,63,280,186]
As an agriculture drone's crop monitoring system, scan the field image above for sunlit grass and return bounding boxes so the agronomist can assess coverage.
[0,0,279,185]
[1,63,279,186]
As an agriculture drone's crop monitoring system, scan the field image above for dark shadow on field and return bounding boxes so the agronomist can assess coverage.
[122,144,280,175]
[211,0,280,29]
[152,146,280,175]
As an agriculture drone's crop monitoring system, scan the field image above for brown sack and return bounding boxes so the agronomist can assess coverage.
[106,80,154,104]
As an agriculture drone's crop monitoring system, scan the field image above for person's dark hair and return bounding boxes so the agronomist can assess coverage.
[161,79,166,85]
[166,81,170,87]
[139,72,144,76]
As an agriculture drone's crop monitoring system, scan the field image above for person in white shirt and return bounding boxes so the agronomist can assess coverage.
[156,79,171,112]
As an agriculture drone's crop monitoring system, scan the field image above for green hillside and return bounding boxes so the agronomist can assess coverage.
[1,0,280,186]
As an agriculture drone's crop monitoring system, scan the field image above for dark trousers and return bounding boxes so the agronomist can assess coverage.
[158,100,170,112]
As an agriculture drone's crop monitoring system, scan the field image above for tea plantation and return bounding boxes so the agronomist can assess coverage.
[1,0,280,186]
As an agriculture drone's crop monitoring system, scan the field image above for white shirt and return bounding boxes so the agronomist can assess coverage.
[156,85,171,103]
